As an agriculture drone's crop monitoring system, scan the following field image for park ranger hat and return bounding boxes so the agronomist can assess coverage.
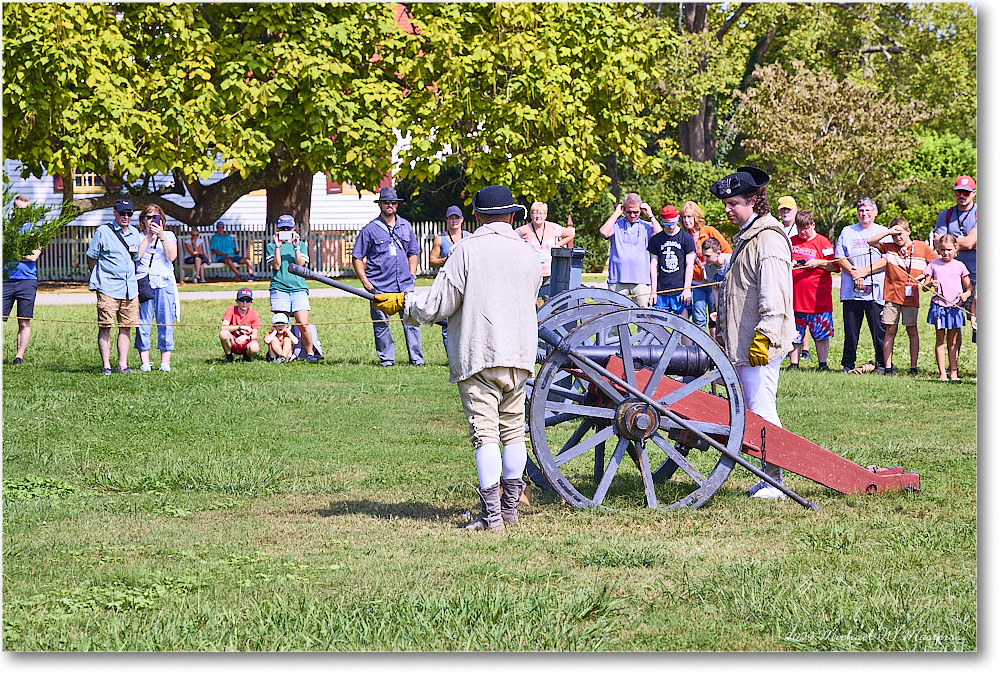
[375,187,403,203]
[709,166,770,199]
[472,185,525,216]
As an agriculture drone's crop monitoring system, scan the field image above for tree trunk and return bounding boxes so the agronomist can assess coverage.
[266,164,313,235]
[607,152,620,202]
[678,98,716,162]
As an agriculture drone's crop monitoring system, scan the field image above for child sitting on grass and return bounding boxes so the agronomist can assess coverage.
[263,313,299,363]
[917,234,972,381]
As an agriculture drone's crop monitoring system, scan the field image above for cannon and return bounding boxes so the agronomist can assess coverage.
[289,258,920,511]
[526,248,920,510]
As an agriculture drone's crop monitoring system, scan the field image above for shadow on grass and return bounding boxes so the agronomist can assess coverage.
[313,498,468,522]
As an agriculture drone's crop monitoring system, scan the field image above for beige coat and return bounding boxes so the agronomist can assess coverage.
[717,213,797,366]
[402,221,543,383]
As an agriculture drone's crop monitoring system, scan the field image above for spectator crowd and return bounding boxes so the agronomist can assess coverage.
[4,174,975,386]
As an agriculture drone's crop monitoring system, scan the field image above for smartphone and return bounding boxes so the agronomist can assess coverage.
[150,214,162,226]
[278,230,294,241]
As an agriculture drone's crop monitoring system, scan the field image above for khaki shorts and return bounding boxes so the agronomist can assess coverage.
[457,366,530,449]
[96,292,140,329]
[609,282,651,308]
[882,301,918,327]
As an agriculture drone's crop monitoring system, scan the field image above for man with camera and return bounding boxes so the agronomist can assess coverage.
[266,214,317,362]
[87,198,143,374]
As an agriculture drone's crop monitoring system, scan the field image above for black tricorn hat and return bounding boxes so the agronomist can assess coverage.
[472,185,525,216]
[709,165,770,199]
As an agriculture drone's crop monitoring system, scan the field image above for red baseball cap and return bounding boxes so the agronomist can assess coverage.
[954,176,976,191]
[660,205,678,220]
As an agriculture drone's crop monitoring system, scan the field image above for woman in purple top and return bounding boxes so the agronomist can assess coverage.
[599,192,661,307]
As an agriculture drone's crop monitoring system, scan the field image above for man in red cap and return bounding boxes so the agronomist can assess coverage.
[933,176,976,341]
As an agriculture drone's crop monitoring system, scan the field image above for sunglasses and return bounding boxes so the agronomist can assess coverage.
[117,210,133,216]
[381,200,399,205]
[954,189,973,196]
[237,298,252,302]
[624,209,641,216]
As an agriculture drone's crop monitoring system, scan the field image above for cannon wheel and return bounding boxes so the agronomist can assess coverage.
[528,308,746,510]
[536,286,638,326]
[524,292,638,492]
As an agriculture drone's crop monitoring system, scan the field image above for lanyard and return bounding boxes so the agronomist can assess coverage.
[531,222,546,246]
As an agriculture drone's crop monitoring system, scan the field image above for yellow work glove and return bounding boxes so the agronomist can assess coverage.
[747,331,770,367]
[373,292,405,315]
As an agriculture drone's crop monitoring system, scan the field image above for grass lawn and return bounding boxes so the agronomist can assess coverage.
[2,288,976,651]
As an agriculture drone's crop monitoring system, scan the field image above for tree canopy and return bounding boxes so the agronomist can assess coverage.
[2,2,976,233]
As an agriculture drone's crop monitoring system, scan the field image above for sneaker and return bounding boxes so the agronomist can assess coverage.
[909,367,919,376]
[240,275,248,282]
[248,274,256,281]
[274,357,285,364]
[225,353,235,363]
[102,367,113,375]
[242,353,252,362]
[841,366,852,373]
[117,367,135,374]
[159,363,171,372]
[12,357,23,365]
[786,363,799,371]
[305,354,319,363]
[747,479,769,496]
[802,350,811,360]
[752,485,787,500]
[884,367,896,376]
[140,362,153,372]
[818,364,830,372]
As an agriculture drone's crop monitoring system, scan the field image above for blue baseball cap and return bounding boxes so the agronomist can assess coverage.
[445,205,463,218]
[277,215,295,229]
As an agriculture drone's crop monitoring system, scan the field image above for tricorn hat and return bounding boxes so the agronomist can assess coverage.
[472,185,525,216]
[709,166,770,199]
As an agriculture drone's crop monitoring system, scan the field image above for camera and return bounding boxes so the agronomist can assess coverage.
[278,230,294,241]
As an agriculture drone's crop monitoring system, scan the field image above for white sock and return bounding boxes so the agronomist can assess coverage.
[501,441,528,480]
[475,443,502,489]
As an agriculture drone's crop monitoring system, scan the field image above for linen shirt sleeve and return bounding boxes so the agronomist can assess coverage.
[401,267,463,327]
[754,231,793,343]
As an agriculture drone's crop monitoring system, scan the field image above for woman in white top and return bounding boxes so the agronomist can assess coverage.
[135,204,180,371]
[514,201,575,296]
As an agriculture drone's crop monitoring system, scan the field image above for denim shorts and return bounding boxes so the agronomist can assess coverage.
[269,289,310,314]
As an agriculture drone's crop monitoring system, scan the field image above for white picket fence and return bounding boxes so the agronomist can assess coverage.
[34,221,479,281]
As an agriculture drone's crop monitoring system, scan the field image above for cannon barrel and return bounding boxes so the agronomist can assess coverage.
[537,343,710,377]
[288,264,377,302]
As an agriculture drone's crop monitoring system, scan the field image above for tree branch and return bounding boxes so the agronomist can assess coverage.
[715,3,750,40]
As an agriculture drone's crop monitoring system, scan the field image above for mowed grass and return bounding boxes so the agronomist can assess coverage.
[2,289,976,651]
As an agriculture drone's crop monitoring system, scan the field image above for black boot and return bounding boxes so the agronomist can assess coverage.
[500,477,525,524]
[461,482,504,532]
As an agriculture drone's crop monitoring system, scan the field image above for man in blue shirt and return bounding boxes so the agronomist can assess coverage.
[2,195,42,365]
[351,187,424,366]
[87,198,142,374]
[210,221,256,281]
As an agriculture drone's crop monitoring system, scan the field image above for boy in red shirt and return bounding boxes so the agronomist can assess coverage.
[866,217,938,375]
[788,210,838,371]
[220,287,262,362]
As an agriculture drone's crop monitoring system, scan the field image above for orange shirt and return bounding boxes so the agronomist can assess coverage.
[689,225,733,282]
